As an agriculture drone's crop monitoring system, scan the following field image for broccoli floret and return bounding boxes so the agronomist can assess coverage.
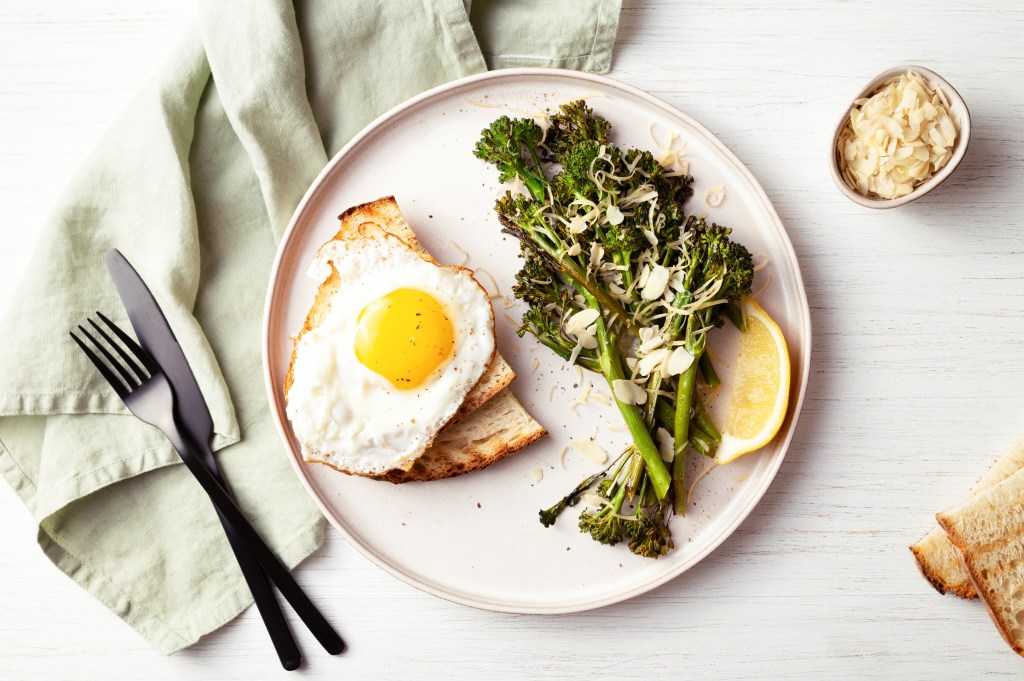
[597,217,648,253]
[553,141,602,204]
[474,116,548,200]
[579,506,625,546]
[688,218,754,310]
[512,247,557,305]
[622,148,663,182]
[653,172,694,208]
[656,202,686,243]
[545,100,611,158]
[626,511,674,558]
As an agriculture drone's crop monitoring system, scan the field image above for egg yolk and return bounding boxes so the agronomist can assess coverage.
[354,288,455,390]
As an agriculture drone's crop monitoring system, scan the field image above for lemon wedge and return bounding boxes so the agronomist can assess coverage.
[714,299,790,465]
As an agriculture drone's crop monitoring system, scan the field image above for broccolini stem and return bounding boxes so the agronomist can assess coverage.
[538,467,608,527]
[533,332,601,373]
[689,428,715,458]
[621,258,635,293]
[655,398,674,433]
[654,396,716,446]
[499,219,639,335]
[724,300,746,331]
[625,450,645,498]
[693,394,721,443]
[607,476,630,515]
[698,353,721,387]
[516,143,548,202]
[583,292,672,500]
[672,354,700,515]
[642,371,663,428]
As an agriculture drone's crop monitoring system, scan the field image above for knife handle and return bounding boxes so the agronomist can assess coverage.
[186,432,302,670]
[219,508,302,669]
[163,419,345,656]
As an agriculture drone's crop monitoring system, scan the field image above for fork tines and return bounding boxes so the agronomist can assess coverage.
[70,312,157,398]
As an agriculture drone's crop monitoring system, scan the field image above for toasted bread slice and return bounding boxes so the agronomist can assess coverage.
[937,467,1024,656]
[285,196,545,482]
[382,389,547,483]
[910,437,1024,598]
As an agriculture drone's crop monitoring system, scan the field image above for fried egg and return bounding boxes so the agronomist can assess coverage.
[286,229,496,476]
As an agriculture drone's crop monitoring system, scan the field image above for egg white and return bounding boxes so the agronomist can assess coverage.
[286,234,495,475]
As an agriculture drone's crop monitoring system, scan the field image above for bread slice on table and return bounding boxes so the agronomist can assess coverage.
[910,437,1024,598]
[284,195,545,482]
[937,467,1024,656]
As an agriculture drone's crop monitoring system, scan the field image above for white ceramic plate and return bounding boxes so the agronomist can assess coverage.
[263,68,811,613]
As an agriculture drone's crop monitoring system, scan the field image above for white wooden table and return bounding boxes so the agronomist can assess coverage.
[3,1,1023,678]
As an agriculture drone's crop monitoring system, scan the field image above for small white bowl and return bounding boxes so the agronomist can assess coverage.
[828,65,971,209]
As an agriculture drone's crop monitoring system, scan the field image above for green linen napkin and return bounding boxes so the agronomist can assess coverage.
[0,0,621,654]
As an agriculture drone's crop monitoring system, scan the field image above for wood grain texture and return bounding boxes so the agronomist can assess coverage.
[3,0,1024,678]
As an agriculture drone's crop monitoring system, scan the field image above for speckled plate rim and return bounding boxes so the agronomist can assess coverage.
[262,67,812,614]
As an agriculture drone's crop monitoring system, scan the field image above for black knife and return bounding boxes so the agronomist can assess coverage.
[103,249,304,669]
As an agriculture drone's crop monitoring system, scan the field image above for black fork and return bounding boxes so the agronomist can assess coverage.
[71,313,344,663]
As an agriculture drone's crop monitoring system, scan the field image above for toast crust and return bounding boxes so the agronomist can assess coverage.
[381,390,547,483]
[285,196,544,482]
[937,471,1024,657]
[909,530,975,598]
[910,437,1024,599]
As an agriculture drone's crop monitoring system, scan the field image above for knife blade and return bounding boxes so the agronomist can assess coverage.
[103,248,303,670]
[103,249,215,460]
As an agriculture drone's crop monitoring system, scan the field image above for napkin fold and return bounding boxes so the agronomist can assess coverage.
[0,0,621,654]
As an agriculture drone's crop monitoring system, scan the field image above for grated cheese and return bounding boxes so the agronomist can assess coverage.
[569,380,592,413]
[558,444,570,469]
[566,309,600,335]
[463,97,500,108]
[666,346,695,376]
[688,462,717,502]
[704,186,725,208]
[612,379,647,405]
[531,358,540,374]
[701,381,723,405]
[572,439,609,465]
[640,265,670,300]
[474,267,500,297]
[655,427,674,460]
[637,347,670,376]
[449,240,470,267]
[506,175,529,198]
[605,204,624,226]
[648,124,689,174]
[531,467,544,482]
[837,69,959,199]
[752,272,773,299]
[704,345,728,369]
[568,215,588,234]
